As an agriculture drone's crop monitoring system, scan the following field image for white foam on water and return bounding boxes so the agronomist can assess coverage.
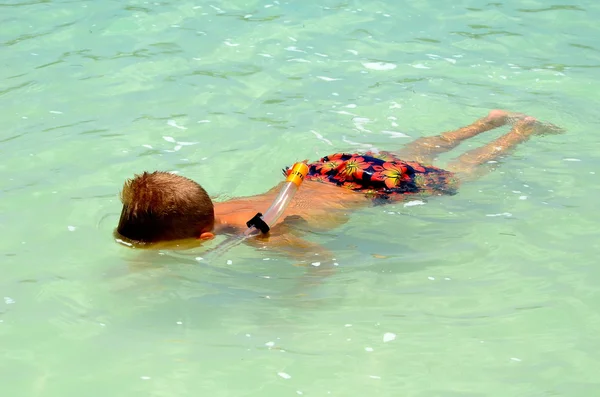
[382,130,409,138]
[285,46,306,53]
[167,120,187,130]
[383,332,396,342]
[311,130,333,145]
[486,212,513,217]
[362,62,396,71]
[317,76,341,81]
[352,116,372,132]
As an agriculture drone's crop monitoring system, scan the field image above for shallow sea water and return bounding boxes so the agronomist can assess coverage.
[2,0,600,396]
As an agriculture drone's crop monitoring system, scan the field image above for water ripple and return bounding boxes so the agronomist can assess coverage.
[1,0,600,395]
[3,21,77,46]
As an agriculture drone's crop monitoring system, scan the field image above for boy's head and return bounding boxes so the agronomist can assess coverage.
[116,171,215,243]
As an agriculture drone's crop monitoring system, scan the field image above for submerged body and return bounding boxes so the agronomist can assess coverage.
[115,109,559,255]
[212,151,460,246]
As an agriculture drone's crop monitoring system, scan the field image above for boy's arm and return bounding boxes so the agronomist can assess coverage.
[249,219,333,259]
[245,215,339,281]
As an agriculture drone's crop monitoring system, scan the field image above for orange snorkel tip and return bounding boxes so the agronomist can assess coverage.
[285,162,309,187]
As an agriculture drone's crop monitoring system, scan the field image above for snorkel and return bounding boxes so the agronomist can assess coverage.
[244,162,309,237]
[203,162,310,259]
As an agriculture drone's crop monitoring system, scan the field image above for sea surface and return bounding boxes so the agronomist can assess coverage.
[2,0,600,396]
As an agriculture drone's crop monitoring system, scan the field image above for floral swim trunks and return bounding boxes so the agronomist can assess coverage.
[283,151,459,201]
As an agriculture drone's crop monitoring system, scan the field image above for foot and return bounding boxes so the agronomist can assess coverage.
[515,116,564,136]
[512,116,537,135]
[489,110,564,136]
[485,109,529,126]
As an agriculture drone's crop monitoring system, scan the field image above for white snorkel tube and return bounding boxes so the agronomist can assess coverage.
[204,162,310,260]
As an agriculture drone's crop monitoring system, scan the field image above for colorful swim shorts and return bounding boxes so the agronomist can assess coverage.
[284,151,459,200]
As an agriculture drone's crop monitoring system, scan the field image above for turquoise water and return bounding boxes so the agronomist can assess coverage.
[2,0,600,395]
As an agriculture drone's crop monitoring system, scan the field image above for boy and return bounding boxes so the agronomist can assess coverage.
[115,110,559,256]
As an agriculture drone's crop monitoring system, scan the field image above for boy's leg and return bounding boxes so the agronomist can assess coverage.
[395,109,528,164]
[445,117,561,178]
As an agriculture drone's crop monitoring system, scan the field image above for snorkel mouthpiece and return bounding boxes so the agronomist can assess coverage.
[246,212,270,234]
